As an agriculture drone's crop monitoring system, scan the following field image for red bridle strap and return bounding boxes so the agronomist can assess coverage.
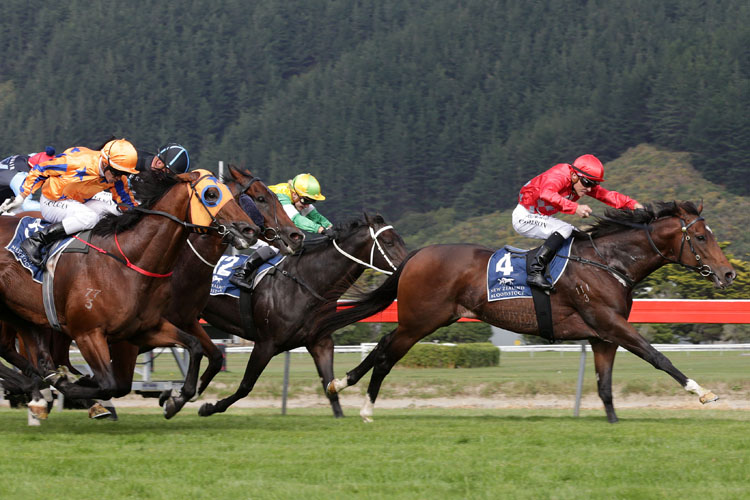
[71,234,173,278]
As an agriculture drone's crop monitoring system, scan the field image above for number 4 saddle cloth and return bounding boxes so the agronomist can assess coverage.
[486,239,573,301]
[210,253,285,298]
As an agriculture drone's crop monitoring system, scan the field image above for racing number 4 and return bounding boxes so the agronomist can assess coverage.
[494,253,514,276]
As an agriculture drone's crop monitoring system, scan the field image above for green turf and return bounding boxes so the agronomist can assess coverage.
[0,408,748,500]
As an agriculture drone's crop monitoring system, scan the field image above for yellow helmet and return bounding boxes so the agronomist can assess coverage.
[291,173,325,201]
[100,139,138,174]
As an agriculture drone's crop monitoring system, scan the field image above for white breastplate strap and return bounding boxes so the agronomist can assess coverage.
[186,237,219,267]
[332,225,397,275]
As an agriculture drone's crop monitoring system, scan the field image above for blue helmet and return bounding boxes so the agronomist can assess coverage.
[157,143,190,174]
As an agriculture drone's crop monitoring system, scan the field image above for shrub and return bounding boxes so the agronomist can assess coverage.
[399,343,499,368]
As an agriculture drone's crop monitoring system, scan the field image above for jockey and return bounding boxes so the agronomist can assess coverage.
[229,173,333,290]
[0,147,56,212]
[512,154,643,291]
[0,139,140,267]
[137,143,190,174]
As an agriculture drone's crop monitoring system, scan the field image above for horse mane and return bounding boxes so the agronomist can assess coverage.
[582,201,700,239]
[92,168,180,236]
[301,213,386,252]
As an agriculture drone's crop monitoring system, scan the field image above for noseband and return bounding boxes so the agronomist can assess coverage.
[332,224,398,275]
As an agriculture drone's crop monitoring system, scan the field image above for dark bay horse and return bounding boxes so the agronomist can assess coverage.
[319,202,736,422]
[0,169,259,418]
[198,213,408,418]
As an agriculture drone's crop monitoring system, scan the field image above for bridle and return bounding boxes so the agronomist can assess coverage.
[233,175,282,243]
[643,215,715,278]
[101,173,250,274]
[332,224,398,275]
[575,212,717,284]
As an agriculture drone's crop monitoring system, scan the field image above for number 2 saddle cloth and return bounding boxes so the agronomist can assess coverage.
[210,253,285,299]
[486,238,573,301]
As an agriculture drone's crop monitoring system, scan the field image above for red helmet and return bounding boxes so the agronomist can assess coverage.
[571,154,604,182]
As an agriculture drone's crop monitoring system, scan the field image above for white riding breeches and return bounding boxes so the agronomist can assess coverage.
[40,194,120,234]
[512,204,575,240]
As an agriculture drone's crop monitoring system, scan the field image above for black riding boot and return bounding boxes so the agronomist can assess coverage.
[20,222,67,267]
[526,231,566,292]
[229,246,277,291]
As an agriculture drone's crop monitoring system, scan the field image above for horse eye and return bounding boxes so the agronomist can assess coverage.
[256,196,266,203]
[696,234,706,241]
[205,188,219,201]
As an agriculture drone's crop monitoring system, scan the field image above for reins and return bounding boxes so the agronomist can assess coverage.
[81,174,236,277]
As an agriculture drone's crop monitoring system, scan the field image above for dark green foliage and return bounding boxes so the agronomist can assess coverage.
[1,0,748,224]
[400,342,499,368]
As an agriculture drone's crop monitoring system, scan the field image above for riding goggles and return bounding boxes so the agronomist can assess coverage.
[579,176,599,188]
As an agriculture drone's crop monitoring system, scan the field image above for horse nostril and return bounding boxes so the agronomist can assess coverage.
[727,270,737,282]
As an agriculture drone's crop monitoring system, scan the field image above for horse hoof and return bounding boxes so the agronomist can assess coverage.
[163,398,178,419]
[198,403,214,417]
[361,415,374,424]
[88,403,113,419]
[700,392,719,404]
[28,400,49,421]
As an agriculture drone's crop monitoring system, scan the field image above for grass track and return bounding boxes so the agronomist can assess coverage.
[1,407,748,500]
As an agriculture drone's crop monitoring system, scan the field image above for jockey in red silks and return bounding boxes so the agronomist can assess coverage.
[512,154,643,291]
[1,139,140,266]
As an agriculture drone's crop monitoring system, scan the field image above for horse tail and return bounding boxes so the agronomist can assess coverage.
[314,249,419,338]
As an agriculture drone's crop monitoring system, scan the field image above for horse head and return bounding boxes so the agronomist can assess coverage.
[327,213,408,275]
[225,165,304,255]
[649,201,736,289]
[178,169,259,250]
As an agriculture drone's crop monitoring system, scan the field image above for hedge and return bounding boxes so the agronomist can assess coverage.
[398,343,500,368]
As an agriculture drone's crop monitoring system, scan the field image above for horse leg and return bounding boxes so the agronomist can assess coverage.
[50,329,119,402]
[589,338,619,423]
[603,317,717,404]
[198,341,276,417]
[327,329,397,396]
[185,321,224,398]
[329,326,425,423]
[130,321,203,419]
[307,336,344,418]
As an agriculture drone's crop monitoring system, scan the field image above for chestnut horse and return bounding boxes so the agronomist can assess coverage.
[91,165,305,417]
[198,214,408,418]
[320,202,736,423]
[0,169,259,418]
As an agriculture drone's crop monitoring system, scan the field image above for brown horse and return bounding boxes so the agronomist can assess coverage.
[198,213,408,418]
[87,165,305,417]
[0,169,259,418]
[320,202,736,422]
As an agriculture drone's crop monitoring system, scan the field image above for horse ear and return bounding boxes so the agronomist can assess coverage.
[178,170,201,182]
[227,164,243,181]
[697,199,703,214]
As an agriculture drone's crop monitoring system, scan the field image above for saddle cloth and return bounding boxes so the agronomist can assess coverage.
[210,253,285,298]
[4,216,76,283]
[486,239,573,301]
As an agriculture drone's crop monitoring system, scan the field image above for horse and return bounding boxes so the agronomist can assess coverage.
[198,213,408,418]
[318,201,736,423]
[86,165,305,418]
[11,165,305,419]
[0,169,259,418]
